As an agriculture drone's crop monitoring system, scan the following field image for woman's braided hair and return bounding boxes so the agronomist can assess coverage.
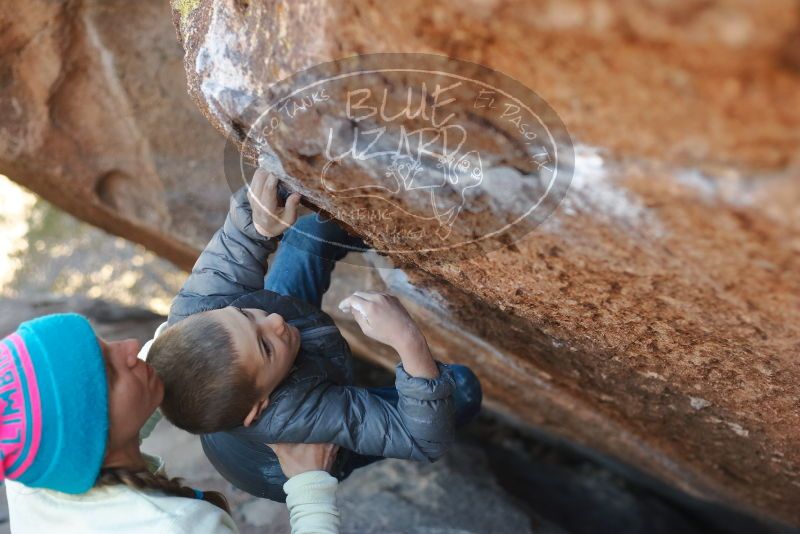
[96,467,231,514]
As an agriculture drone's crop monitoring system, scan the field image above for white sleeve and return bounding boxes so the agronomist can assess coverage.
[283,471,341,534]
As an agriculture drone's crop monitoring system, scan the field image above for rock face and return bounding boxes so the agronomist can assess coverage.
[1,0,799,527]
[336,445,535,534]
[0,0,230,268]
[170,0,800,526]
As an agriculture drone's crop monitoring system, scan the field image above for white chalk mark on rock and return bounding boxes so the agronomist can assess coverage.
[689,396,712,410]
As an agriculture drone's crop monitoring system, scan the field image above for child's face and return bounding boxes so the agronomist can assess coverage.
[214,306,301,400]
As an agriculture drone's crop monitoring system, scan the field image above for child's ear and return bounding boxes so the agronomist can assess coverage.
[242,398,270,427]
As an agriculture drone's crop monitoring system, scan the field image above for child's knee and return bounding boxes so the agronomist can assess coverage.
[291,214,344,241]
[449,364,482,426]
[288,214,366,252]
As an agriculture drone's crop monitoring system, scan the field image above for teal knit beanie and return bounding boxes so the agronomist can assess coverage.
[0,313,109,493]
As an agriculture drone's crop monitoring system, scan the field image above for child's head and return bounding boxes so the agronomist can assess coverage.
[148,307,301,434]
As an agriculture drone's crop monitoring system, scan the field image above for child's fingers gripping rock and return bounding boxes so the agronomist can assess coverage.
[281,192,302,228]
[339,294,372,329]
[338,292,419,349]
[248,168,302,238]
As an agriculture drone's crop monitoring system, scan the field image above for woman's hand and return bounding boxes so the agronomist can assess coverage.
[338,291,439,378]
[267,443,339,478]
[248,168,302,238]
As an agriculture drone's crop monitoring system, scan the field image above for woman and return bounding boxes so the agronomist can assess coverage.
[1,313,341,533]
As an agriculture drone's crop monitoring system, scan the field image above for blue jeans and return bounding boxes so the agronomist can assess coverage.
[265,214,483,469]
[264,212,367,307]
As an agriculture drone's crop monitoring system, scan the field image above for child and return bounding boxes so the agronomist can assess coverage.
[148,169,482,501]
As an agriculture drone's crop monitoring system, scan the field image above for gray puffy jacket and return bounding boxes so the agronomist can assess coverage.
[167,188,456,498]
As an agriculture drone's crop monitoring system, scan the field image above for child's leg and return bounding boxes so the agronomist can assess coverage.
[451,364,483,426]
[264,213,367,307]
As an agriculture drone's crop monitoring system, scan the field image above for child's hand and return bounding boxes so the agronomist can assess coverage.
[339,292,439,378]
[267,442,339,477]
[248,168,302,238]
[338,291,419,349]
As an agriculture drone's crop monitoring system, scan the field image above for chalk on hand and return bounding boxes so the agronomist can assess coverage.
[339,297,368,320]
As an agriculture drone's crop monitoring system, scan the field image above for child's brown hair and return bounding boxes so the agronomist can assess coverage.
[148,313,260,434]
